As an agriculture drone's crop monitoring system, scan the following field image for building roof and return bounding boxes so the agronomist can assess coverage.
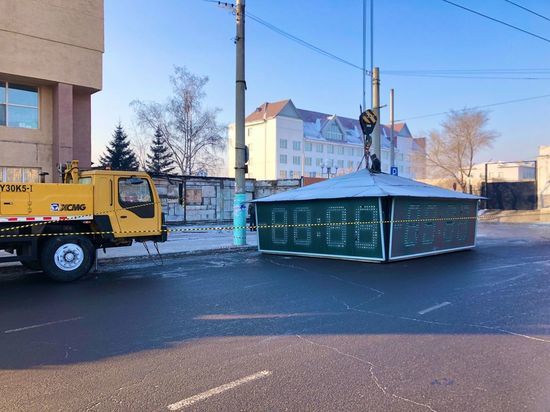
[245,99,292,123]
[255,169,481,202]
[245,99,421,150]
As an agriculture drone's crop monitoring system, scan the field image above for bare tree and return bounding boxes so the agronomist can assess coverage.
[131,66,225,176]
[128,121,150,171]
[424,110,498,192]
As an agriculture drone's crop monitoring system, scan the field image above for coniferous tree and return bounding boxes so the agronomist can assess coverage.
[99,123,139,171]
[146,127,175,174]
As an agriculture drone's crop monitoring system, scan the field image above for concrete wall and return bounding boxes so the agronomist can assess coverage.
[153,176,301,224]
[0,0,104,90]
[0,0,103,181]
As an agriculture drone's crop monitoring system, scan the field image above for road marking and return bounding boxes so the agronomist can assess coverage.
[418,302,451,315]
[167,370,272,410]
[3,316,83,334]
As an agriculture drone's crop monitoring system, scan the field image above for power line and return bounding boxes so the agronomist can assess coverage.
[396,93,550,122]
[206,0,550,80]
[385,68,550,74]
[441,0,550,44]
[245,12,370,75]
[383,72,550,80]
[503,0,550,23]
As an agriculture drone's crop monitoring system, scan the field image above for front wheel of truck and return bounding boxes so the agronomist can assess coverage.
[41,236,95,282]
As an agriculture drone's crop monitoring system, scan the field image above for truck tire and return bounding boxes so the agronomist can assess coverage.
[40,236,95,282]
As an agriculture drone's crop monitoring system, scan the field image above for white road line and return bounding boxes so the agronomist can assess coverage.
[167,370,272,410]
[418,302,451,315]
[3,317,83,334]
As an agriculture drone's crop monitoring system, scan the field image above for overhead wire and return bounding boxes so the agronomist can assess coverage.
[503,0,550,23]
[396,93,550,122]
[204,1,550,122]
[206,1,550,79]
[245,11,369,75]
[440,0,550,44]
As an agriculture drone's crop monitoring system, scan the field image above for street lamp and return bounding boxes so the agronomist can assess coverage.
[321,163,339,178]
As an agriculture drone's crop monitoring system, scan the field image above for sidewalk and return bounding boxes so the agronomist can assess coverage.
[99,225,258,261]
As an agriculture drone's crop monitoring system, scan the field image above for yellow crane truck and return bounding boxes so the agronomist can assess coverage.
[0,161,167,281]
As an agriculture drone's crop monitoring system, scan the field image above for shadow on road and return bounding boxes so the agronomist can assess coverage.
[0,231,548,370]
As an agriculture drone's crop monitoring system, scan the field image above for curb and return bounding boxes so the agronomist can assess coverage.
[95,245,258,266]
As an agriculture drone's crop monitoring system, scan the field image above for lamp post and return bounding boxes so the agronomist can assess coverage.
[321,163,339,178]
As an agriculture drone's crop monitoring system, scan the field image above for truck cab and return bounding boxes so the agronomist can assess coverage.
[0,163,167,281]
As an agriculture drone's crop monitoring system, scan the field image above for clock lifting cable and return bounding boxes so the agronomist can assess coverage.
[358,107,380,173]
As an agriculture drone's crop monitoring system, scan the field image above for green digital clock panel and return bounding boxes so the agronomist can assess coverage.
[389,197,478,260]
[256,198,385,261]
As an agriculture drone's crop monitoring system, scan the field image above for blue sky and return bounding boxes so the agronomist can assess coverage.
[92,0,550,164]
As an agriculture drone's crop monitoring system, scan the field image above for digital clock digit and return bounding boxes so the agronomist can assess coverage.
[390,198,477,260]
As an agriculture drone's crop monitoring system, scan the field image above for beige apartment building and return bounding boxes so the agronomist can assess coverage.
[0,0,104,182]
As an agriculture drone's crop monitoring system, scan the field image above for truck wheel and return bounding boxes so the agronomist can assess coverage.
[40,236,95,282]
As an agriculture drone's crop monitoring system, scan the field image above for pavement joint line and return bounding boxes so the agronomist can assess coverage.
[418,302,451,315]
[3,316,84,334]
[166,370,272,410]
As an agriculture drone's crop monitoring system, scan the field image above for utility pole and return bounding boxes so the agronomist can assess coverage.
[370,0,374,102]
[371,67,381,161]
[390,88,395,168]
[233,0,246,246]
[362,0,367,111]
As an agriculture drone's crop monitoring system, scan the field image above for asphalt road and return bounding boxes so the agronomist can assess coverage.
[0,223,549,411]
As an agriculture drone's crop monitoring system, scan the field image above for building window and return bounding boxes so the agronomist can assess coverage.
[327,145,334,154]
[305,142,312,152]
[347,160,354,168]
[279,154,287,164]
[309,172,317,178]
[305,157,312,166]
[1,167,41,182]
[292,141,301,151]
[247,128,251,136]
[293,156,301,165]
[337,146,344,155]
[316,158,323,166]
[0,82,39,129]
[345,147,352,156]
[279,170,287,178]
[323,122,343,140]
[280,139,287,149]
[316,144,323,153]
[337,159,344,168]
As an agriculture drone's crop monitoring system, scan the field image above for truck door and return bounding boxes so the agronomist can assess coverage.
[115,177,159,238]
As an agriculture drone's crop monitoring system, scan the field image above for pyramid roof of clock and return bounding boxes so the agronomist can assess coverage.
[255,169,482,202]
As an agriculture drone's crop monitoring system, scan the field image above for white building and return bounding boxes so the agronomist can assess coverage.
[227,99,425,180]
[470,161,536,182]
[537,146,550,209]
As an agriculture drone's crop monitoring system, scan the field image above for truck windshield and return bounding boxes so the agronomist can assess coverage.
[79,177,92,185]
